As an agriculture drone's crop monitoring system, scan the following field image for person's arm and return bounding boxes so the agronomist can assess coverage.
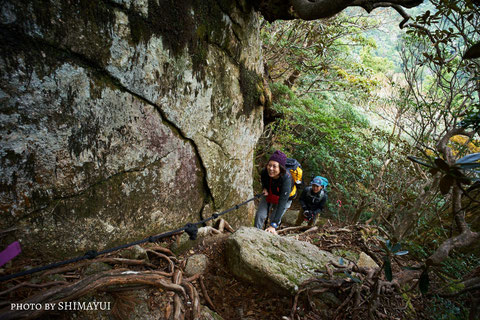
[260,168,269,196]
[299,188,308,210]
[269,173,292,227]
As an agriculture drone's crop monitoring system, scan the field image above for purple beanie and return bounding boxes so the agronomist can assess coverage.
[268,150,287,169]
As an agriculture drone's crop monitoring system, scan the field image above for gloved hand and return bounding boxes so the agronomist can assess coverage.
[303,210,314,221]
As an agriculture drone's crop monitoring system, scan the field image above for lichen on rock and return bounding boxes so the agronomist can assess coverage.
[226,227,340,294]
[0,0,265,258]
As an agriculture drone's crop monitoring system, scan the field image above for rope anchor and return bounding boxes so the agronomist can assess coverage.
[184,223,198,240]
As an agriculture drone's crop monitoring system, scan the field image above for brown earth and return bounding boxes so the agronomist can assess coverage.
[0,218,461,320]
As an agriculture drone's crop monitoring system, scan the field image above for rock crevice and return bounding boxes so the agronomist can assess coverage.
[0,0,264,258]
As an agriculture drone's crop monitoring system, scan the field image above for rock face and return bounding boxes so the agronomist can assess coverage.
[171,226,219,255]
[184,254,208,277]
[0,0,266,258]
[226,227,339,294]
[357,252,379,269]
[281,209,300,226]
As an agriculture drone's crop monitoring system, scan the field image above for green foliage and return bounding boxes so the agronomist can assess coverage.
[271,83,365,152]
[459,104,480,131]
[360,46,395,74]
[261,12,384,100]
[425,295,468,320]
[267,82,419,223]
[259,3,479,317]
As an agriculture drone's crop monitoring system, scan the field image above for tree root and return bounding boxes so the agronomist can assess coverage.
[1,219,237,320]
[146,250,175,276]
[0,281,69,296]
[199,275,215,311]
[0,269,187,320]
[146,245,175,256]
[291,259,403,320]
[39,257,156,277]
[174,292,184,320]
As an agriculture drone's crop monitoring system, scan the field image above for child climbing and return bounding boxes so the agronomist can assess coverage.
[295,176,328,226]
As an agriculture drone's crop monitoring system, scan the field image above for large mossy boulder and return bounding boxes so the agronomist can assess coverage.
[226,227,339,294]
[0,0,265,259]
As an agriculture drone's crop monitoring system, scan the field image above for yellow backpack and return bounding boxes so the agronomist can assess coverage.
[286,158,303,199]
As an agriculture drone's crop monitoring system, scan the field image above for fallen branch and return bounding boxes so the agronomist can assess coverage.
[302,226,319,235]
[277,226,310,235]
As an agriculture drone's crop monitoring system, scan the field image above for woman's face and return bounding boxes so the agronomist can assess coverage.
[312,184,322,193]
[267,160,281,178]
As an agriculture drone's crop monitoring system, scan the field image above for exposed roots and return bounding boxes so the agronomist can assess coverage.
[0,225,230,320]
[288,225,411,320]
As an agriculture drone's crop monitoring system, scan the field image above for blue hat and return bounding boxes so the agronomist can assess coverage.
[311,176,328,187]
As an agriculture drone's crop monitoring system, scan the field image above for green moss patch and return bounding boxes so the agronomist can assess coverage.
[239,63,263,118]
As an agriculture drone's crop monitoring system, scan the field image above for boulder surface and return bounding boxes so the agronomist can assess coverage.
[226,227,339,294]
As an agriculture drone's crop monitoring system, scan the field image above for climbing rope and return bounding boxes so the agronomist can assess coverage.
[0,193,262,282]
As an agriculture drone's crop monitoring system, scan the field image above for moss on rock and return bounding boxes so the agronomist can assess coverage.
[239,63,264,118]
[226,227,340,294]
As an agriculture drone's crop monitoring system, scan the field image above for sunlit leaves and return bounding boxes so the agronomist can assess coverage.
[261,12,382,99]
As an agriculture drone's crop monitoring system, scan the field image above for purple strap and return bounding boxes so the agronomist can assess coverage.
[0,241,21,267]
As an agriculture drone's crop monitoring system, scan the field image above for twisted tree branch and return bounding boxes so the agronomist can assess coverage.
[255,0,425,22]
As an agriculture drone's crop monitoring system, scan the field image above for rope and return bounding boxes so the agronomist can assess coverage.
[0,193,262,282]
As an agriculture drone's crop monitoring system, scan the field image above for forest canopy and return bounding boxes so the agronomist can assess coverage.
[256,0,480,318]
